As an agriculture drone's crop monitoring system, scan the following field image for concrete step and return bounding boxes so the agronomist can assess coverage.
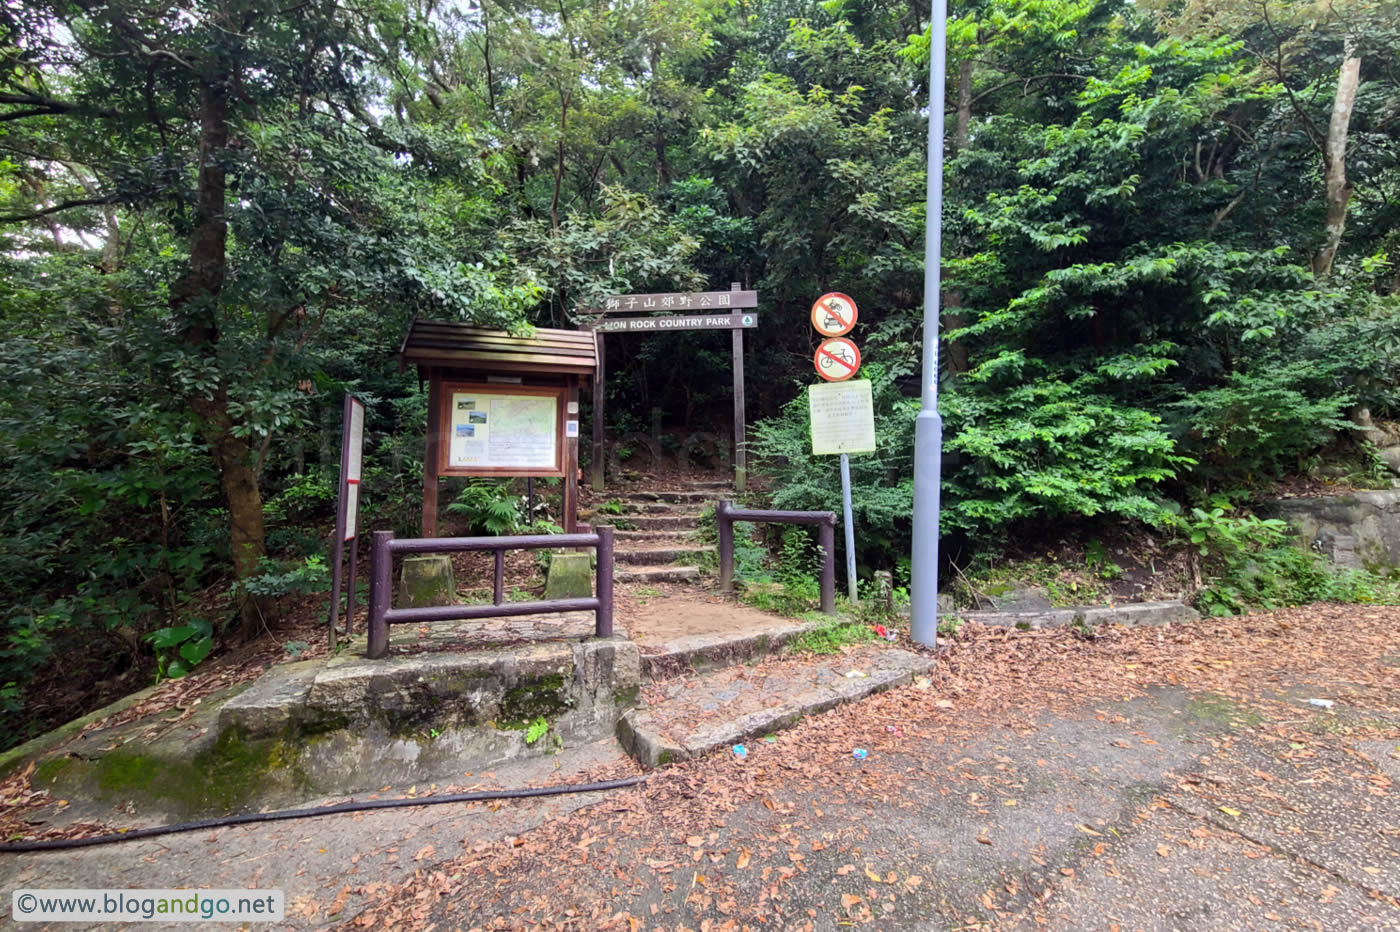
[591,501,694,516]
[616,646,933,767]
[620,490,728,505]
[615,565,702,584]
[613,529,697,543]
[613,514,705,532]
[615,545,715,566]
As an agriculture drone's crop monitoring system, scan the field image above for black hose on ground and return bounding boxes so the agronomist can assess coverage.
[0,775,648,853]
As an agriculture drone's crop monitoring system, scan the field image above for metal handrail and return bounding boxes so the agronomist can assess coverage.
[715,500,836,614]
[366,526,614,658]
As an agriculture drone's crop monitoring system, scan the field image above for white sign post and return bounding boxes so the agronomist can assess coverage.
[329,394,366,649]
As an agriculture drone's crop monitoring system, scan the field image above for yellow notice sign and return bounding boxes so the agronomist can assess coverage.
[809,379,876,455]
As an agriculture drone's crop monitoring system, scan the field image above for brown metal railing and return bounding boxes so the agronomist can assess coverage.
[715,500,836,614]
[366,527,614,659]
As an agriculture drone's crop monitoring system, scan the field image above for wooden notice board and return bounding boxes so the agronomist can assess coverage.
[437,382,567,478]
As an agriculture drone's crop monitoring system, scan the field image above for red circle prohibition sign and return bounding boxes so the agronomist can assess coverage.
[814,337,861,382]
[810,292,858,337]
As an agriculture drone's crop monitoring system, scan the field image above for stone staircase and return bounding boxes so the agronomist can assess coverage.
[584,483,729,584]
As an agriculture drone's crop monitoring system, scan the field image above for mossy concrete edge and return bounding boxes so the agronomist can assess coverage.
[0,683,163,780]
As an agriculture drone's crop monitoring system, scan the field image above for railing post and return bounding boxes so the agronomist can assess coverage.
[595,525,614,637]
[717,500,734,594]
[818,518,836,615]
[367,530,394,659]
[493,549,505,606]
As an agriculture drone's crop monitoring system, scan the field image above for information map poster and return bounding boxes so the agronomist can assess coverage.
[441,384,563,476]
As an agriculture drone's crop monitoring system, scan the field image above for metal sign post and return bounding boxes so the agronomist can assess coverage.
[840,453,857,604]
[328,394,365,650]
[809,351,876,608]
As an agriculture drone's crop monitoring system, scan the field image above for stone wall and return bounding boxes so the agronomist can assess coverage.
[1261,490,1400,571]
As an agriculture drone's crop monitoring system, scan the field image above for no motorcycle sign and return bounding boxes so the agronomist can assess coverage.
[810,293,857,337]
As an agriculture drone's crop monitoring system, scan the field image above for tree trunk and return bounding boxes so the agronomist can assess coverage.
[170,79,269,638]
[551,87,571,231]
[1312,46,1361,279]
[955,58,972,152]
[941,58,974,375]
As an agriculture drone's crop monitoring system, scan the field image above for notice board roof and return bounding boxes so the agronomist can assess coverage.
[399,320,597,378]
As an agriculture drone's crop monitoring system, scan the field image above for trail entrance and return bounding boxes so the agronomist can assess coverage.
[581,282,758,493]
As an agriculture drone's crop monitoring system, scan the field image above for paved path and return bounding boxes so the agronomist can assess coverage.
[0,742,637,930]
[5,606,1399,930]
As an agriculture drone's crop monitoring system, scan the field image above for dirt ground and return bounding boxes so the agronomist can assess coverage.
[623,585,787,644]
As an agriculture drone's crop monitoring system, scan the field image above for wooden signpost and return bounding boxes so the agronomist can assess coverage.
[585,283,757,493]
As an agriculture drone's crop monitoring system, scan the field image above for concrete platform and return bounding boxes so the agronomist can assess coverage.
[951,599,1200,630]
[616,645,932,767]
[27,616,641,819]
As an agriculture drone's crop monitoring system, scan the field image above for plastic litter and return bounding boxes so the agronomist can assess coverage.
[852,748,868,760]
[885,725,903,737]
[1308,698,1335,708]
[844,670,868,679]
[732,744,748,758]
[871,625,898,641]
[763,736,778,744]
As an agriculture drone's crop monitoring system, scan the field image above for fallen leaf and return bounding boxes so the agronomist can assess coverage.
[736,849,751,869]
[1218,806,1242,817]
[935,699,955,710]
[905,875,923,889]
[1156,844,1171,857]
[836,864,855,876]
[1362,866,1381,875]
[841,893,862,909]
[864,867,882,883]
[1076,824,1103,836]
[686,836,704,848]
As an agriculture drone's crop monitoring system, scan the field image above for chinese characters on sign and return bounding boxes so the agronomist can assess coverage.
[600,290,758,312]
[809,380,877,455]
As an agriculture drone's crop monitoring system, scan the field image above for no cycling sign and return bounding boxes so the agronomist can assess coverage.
[814,336,861,382]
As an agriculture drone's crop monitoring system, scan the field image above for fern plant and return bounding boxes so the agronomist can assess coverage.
[446,480,525,535]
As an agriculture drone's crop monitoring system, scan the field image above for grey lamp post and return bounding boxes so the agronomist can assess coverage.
[910,0,947,648]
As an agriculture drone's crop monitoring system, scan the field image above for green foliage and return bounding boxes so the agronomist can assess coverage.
[446,481,526,536]
[146,618,214,681]
[942,378,1192,534]
[1173,366,1355,485]
[240,556,332,601]
[524,716,550,745]
[787,619,875,654]
[1181,503,1399,615]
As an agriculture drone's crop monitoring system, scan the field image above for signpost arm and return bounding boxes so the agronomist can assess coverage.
[731,283,747,494]
[591,333,605,492]
[840,453,857,605]
[422,371,442,538]
[911,0,947,649]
